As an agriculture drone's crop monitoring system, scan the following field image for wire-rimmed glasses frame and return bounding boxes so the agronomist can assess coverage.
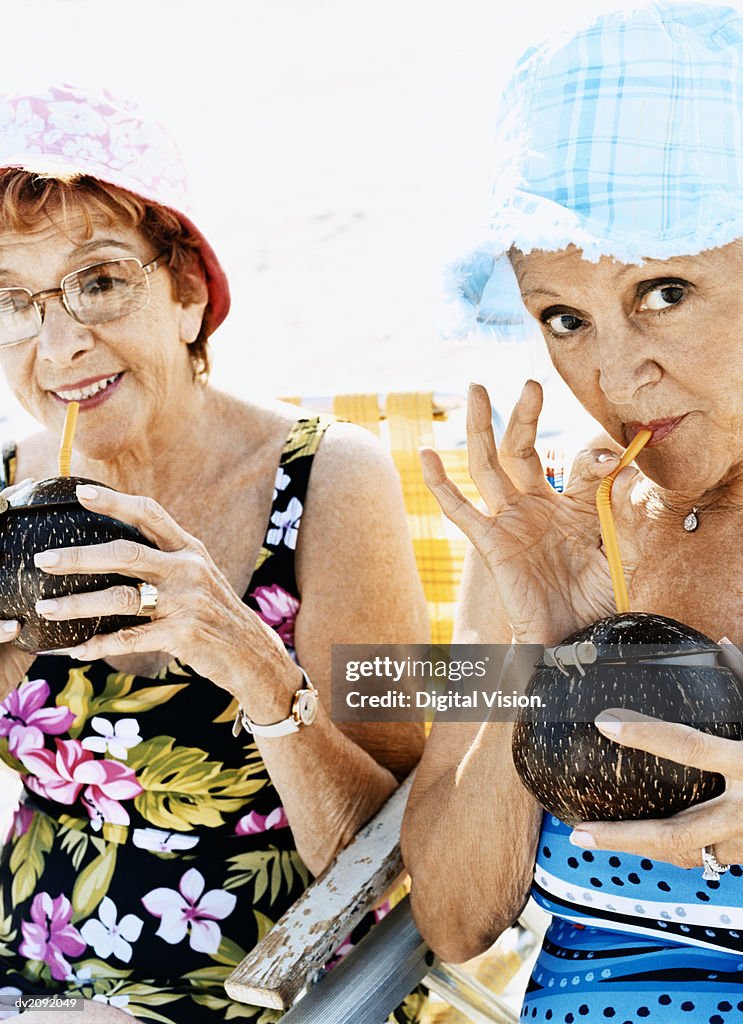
[0,253,166,347]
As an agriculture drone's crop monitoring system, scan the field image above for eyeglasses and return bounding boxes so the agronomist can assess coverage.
[0,254,166,347]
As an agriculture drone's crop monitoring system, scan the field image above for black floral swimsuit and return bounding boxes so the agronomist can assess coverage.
[0,418,424,1023]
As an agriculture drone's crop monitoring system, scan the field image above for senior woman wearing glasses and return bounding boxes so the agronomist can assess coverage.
[0,86,427,1022]
[402,3,743,1022]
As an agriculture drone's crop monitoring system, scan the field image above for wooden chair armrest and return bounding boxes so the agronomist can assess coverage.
[224,774,414,1009]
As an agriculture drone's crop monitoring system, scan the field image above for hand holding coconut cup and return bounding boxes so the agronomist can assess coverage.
[570,659,743,872]
[421,382,743,867]
[0,401,282,696]
[0,403,154,654]
[27,481,293,697]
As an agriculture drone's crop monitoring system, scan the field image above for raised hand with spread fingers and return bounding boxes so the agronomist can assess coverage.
[420,381,645,644]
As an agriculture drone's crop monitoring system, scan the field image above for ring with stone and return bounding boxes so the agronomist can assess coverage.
[135,582,158,617]
[701,845,730,882]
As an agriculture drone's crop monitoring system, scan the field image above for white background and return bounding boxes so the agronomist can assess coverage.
[0,0,636,454]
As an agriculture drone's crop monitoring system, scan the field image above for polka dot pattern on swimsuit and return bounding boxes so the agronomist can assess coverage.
[520,815,743,1021]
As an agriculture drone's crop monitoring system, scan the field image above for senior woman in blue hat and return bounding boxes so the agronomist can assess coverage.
[403,3,743,1020]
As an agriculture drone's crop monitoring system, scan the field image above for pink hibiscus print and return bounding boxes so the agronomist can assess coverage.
[250,584,299,644]
[19,892,86,980]
[0,678,74,757]
[142,867,236,954]
[20,739,142,830]
[235,806,289,837]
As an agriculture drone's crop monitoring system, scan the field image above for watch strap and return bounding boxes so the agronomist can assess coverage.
[237,711,300,738]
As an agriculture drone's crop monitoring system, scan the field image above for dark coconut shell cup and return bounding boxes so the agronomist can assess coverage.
[512,612,743,825]
[0,476,153,653]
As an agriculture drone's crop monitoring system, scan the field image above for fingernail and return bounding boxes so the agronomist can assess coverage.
[595,712,622,736]
[36,599,59,615]
[76,484,98,499]
[68,646,87,659]
[570,830,596,848]
[34,551,60,568]
[2,620,18,634]
[597,452,619,463]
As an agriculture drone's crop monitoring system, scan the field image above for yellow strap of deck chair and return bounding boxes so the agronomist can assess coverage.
[332,394,382,436]
[383,393,470,646]
[284,392,473,645]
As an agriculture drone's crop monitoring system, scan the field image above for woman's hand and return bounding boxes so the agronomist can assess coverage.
[32,484,295,703]
[1,479,37,697]
[421,381,644,644]
[570,641,743,870]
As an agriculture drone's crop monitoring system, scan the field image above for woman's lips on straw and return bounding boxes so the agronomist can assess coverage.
[625,415,686,447]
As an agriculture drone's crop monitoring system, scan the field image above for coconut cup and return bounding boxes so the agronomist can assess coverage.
[0,476,153,653]
[512,612,743,825]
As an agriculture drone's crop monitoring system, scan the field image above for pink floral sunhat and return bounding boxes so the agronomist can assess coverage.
[0,83,230,333]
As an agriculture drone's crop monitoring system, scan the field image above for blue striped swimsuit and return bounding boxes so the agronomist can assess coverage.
[521,814,743,1023]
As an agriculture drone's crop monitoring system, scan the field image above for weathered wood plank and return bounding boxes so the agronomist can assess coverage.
[225,775,413,1009]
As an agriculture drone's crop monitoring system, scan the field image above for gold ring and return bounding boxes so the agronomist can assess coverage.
[136,582,158,617]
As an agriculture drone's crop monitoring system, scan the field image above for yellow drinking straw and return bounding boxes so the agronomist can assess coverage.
[58,401,80,478]
[596,430,651,613]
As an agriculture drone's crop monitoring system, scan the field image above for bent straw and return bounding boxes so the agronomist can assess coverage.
[58,401,80,477]
[596,430,651,613]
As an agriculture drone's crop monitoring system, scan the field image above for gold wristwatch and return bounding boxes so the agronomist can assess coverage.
[232,667,319,738]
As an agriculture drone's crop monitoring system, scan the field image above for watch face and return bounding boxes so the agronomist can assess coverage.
[295,688,319,726]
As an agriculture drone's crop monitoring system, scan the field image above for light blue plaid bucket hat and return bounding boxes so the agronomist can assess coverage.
[456,1,743,338]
